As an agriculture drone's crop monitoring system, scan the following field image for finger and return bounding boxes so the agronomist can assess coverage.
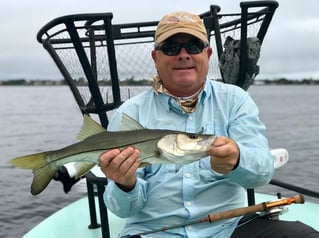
[110,149,140,190]
[99,149,121,167]
[209,144,228,158]
[116,148,140,175]
[211,137,238,158]
[123,155,141,179]
[108,147,137,170]
[212,136,228,147]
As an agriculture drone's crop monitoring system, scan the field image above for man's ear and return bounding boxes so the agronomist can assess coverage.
[151,50,157,63]
[206,47,213,59]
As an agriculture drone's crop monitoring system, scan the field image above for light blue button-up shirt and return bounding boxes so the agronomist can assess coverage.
[104,79,274,238]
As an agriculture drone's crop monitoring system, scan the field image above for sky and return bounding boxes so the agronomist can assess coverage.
[0,0,318,80]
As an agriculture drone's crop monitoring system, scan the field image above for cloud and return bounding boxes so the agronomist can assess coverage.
[0,0,318,80]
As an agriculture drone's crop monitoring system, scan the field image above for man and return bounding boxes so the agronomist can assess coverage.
[99,11,318,238]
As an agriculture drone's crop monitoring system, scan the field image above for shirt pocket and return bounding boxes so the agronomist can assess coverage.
[203,112,229,136]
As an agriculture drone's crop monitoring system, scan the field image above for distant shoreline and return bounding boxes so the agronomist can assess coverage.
[1,78,319,86]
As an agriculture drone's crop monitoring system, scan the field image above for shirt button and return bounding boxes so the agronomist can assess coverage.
[186,201,192,206]
[188,116,192,120]
[184,172,192,178]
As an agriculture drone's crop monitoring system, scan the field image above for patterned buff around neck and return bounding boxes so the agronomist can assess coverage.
[152,75,203,113]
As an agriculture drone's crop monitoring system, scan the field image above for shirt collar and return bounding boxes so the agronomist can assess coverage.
[154,76,210,114]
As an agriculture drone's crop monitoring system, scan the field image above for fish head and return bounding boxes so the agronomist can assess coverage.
[157,133,216,165]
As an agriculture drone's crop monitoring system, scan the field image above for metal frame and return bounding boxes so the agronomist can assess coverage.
[36,2,287,237]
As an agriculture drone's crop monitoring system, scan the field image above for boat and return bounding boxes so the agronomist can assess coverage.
[23,1,319,237]
[22,151,319,238]
[22,193,319,238]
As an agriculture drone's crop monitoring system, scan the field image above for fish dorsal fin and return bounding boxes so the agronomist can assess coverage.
[77,115,106,140]
[121,113,145,131]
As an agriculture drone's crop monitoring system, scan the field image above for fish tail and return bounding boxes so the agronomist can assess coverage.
[11,153,58,195]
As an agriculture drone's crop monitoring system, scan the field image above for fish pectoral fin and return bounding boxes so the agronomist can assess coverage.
[73,162,96,178]
[77,114,106,141]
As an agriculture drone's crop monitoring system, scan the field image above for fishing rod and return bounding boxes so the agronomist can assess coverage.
[121,194,305,238]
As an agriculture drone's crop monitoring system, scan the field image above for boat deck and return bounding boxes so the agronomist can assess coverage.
[23,194,318,238]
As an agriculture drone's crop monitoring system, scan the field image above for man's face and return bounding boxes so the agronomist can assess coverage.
[152,34,212,97]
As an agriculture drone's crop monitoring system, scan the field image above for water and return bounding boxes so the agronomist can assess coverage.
[1,85,319,238]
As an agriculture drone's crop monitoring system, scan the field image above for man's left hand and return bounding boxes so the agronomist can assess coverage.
[208,136,240,174]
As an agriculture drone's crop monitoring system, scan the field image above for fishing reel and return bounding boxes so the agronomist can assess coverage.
[258,193,289,220]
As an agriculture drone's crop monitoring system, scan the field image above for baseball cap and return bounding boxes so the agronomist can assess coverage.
[155,11,208,44]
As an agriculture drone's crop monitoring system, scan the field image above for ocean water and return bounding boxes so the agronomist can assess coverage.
[1,85,318,238]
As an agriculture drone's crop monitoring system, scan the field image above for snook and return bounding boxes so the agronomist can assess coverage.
[11,114,216,195]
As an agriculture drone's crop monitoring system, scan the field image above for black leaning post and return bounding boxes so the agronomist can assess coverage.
[238,1,279,205]
[86,172,111,238]
[209,5,223,61]
[256,1,279,43]
[86,177,100,229]
[65,17,110,129]
[238,2,254,205]
[97,183,110,238]
[237,3,249,90]
[84,15,118,238]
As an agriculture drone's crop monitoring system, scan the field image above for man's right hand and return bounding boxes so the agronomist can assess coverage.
[99,147,141,192]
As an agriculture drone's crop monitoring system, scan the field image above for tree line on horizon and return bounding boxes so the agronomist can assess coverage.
[1,77,319,86]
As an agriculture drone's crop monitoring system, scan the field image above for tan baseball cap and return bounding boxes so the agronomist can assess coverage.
[155,11,208,44]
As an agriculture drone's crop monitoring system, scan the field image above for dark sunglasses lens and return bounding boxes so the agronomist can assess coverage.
[185,42,204,54]
[161,44,181,55]
[161,41,205,56]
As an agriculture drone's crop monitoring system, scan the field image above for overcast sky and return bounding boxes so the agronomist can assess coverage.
[0,0,318,80]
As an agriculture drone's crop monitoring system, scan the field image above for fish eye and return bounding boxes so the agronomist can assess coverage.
[188,134,199,139]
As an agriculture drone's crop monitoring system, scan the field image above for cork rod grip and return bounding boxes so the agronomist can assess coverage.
[208,194,305,223]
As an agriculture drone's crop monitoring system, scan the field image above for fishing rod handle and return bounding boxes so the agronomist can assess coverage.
[208,194,305,223]
[266,194,304,209]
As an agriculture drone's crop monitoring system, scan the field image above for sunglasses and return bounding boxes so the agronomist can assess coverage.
[155,41,209,56]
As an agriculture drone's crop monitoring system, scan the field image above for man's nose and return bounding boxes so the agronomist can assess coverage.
[177,47,190,60]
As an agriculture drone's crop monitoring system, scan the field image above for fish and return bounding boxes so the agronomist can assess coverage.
[10,114,216,195]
